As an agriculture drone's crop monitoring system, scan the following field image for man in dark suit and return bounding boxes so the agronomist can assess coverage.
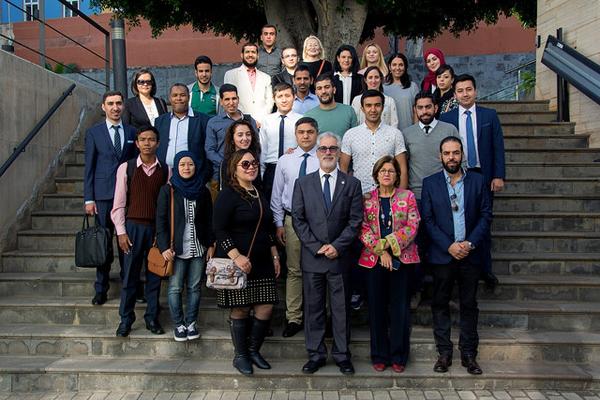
[155,83,211,183]
[84,91,137,306]
[421,136,492,376]
[292,132,363,375]
[439,74,505,289]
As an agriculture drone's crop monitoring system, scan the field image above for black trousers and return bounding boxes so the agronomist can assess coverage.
[262,163,277,205]
[94,199,123,295]
[431,259,480,358]
[365,263,411,366]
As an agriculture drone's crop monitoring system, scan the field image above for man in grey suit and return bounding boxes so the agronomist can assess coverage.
[292,132,363,375]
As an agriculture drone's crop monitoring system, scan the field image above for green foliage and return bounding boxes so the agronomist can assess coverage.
[45,62,80,74]
[518,69,536,93]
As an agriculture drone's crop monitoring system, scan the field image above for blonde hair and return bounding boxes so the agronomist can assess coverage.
[302,35,325,60]
[360,43,388,76]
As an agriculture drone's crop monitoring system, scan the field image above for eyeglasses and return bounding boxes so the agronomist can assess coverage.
[238,160,259,170]
[317,146,339,153]
[136,79,153,86]
[450,194,459,212]
[378,169,397,175]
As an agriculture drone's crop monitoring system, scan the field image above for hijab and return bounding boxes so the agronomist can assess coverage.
[422,48,446,93]
[170,151,204,200]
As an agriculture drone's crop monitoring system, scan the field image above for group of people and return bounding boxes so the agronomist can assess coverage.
[82,24,506,378]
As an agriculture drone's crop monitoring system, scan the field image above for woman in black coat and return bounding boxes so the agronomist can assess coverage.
[123,69,168,129]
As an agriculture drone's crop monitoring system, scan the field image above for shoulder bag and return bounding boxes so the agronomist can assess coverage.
[147,187,175,277]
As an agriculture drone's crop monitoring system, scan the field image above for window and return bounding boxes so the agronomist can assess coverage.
[23,0,39,21]
[63,0,79,18]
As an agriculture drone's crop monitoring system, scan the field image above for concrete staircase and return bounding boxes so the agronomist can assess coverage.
[1,100,599,392]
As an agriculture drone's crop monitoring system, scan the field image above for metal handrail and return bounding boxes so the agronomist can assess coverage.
[0,83,76,179]
[480,59,535,100]
[505,59,535,75]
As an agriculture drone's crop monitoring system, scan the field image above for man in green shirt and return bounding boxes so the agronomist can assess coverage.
[187,55,219,117]
[305,73,358,137]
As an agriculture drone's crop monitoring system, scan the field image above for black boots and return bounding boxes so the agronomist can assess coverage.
[248,318,272,369]
[229,318,253,375]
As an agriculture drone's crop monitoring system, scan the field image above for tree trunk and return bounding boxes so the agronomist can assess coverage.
[264,0,316,52]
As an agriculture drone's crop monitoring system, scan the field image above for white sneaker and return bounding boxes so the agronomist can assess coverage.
[187,321,200,340]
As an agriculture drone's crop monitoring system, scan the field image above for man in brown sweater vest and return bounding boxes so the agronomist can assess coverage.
[111,126,168,337]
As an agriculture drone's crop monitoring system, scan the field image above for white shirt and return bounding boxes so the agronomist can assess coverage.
[341,122,406,194]
[458,104,480,168]
[319,168,338,202]
[165,110,195,167]
[142,101,159,126]
[335,72,353,105]
[270,146,320,227]
[418,118,439,133]
[104,119,124,149]
[259,111,302,169]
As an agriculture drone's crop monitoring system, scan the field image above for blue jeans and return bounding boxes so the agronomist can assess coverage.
[168,256,205,326]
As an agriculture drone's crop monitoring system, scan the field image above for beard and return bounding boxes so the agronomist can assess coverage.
[442,159,461,174]
[243,59,257,68]
[319,94,333,104]
[418,113,434,125]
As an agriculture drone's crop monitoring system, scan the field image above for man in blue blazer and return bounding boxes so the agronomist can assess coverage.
[439,74,504,288]
[421,136,492,376]
[292,132,363,376]
[155,83,211,184]
[84,91,137,306]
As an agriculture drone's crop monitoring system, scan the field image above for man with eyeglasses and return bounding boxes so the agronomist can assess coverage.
[272,47,298,87]
[292,132,363,376]
[421,136,492,376]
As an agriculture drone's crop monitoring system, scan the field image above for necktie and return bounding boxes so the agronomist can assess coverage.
[323,174,332,212]
[299,153,309,178]
[278,115,286,158]
[465,110,477,167]
[112,125,122,159]
[424,125,431,134]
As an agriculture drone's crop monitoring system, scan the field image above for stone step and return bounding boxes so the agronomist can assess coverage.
[492,253,600,276]
[494,194,600,213]
[1,324,600,364]
[43,193,83,211]
[491,231,600,253]
[479,100,550,113]
[0,355,596,391]
[504,135,589,149]
[493,212,600,232]
[506,149,600,163]
[506,162,600,178]
[501,123,575,136]
[31,211,88,230]
[497,112,556,124]
[503,178,600,196]
[1,297,600,331]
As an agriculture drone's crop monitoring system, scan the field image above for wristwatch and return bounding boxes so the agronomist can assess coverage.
[467,241,475,250]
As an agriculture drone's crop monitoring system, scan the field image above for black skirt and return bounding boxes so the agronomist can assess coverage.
[216,277,278,308]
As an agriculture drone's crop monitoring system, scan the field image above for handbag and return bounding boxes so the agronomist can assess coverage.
[206,192,263,290]
[147,187,175,277]
[75,215,111,268]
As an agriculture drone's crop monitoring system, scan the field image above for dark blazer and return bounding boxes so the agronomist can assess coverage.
[333,73,363,105]
[155,112,211,183]
[439,105,506,185]
[155,184,215,255]
[272,71,294,87]
[292,170,363,273]
[122,96,168,130]
[421,170,492,265]
[83,121,137,202]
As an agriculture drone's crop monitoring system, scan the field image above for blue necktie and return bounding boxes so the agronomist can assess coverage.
[465,111,477,168]
[299,153,309,178]
[323,174,332,212]
[278,115,286,157]
[112,125,122,159]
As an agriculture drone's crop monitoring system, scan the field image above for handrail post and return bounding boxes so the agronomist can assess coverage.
[105,34,111,90]
[38,0,45,67]
[110,18,127,97]
[556,28,570,122]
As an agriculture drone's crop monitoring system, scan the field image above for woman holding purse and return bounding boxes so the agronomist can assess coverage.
[156,151,215,342]
[212,149,280,375]
[358,155,421,373]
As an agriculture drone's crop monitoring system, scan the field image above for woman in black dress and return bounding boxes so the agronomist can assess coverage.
[122,69,168,129]
[213,149,280,376]
[219,120,262,190]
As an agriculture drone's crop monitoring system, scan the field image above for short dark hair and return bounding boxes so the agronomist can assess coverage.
[333,44,359,74]
[360,89,385,107]
[261,24,277,34]
[102,90,123,103]
[130,69,157,97]
[281,46,297,57]
[273,82,294,96]
[295,116,318,132]
[136,125,160,141]
[241,42,259,53]
[439,136,463,152]
[414,91,436,105]
[454,73,476,90]
[372,155,401,188]
[169,83,189,95]
[219,83,238,99]
[194,55,213,70]
[314,72,334,85]
[294,64,311,78]
[435,64,455,78]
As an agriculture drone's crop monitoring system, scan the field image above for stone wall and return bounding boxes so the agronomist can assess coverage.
[0,49,101,253]
[536,0,600,147]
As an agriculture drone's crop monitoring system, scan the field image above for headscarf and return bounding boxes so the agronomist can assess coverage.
[422,48,446,93]
[170,151,204,200]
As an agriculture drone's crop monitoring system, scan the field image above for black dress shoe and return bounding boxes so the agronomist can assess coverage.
[282,322,303,338]
[481,271,499,289]
[145,320,165,335]
[92,293,107,306]
[337,360,355,375]
[116,322,131,337]
[433,355,452,373]
[461,355,483,375]
[302,359,326,374]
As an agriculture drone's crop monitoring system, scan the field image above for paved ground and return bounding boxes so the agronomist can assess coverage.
[1,390,600,400]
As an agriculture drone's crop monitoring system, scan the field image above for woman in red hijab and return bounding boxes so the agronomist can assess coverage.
[421,48,446,93]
